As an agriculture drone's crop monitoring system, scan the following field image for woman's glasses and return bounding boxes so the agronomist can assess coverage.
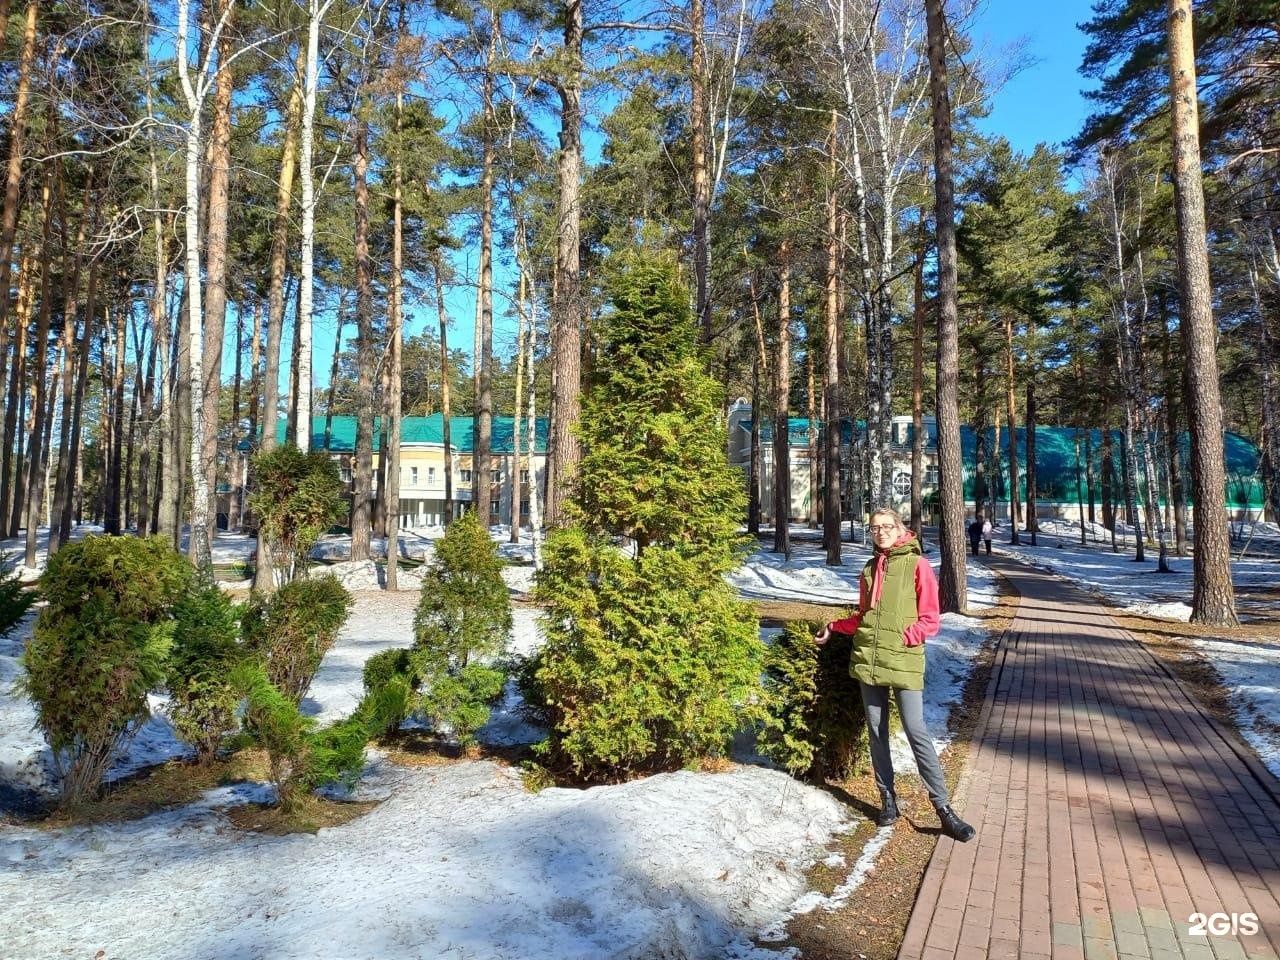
[868,523,900,533]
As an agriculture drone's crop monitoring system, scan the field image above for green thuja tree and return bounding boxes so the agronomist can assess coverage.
[22,536,193,804]
[250,446,346,585]
[528,258,764,778]
[168,586,245,763]
[411,511,511,750]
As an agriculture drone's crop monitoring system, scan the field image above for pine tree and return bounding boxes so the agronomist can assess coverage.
[529,258,763,778]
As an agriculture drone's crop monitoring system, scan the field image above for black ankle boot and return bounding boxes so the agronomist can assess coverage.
[936,804,975,842]
[876,791,899,828]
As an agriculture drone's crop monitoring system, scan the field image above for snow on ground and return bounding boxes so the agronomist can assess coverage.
[1,757,848,960]
[992,519,1280,781]
[2,528,1001,958]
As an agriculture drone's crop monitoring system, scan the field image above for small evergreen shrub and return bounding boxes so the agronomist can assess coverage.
[411,511,512,749]
[0,561,36,638]
[525,259,765,779]
[242,576,353,705]
[168,586,244,762]
[361,648,416,736]
[22,536,193,804]
[758,621,866,781]
[530,530,761,776]
[250,446,345,584]
[233,662,314,810]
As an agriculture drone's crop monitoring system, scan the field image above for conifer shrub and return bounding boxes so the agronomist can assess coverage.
[523,258,765,778]
[361,648,416,736]
[21,535,193,804]
[249,445,346,584]
[411,511,511,749]
[0,561,36,638]
[167,586,245,762]
[233,662,314,810]
[758,621,866,781]
[241,576,353,705]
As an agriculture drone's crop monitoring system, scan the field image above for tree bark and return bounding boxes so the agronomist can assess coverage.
[351,112,374,562]
[824,130,842,564]
[772,240,792,559]
[57,259,97,550]
[1025,380,1038,542]
[2,256,34,535]
[22,167,56,558]
[385,79,404,588]
[690,0,710,343]
[545,0,584,528]
[910,232,925,535]
[1167,0,1236,624]
[474,25,496,529]
[0,0,39,372]
[434,255,454,526]
[925,0,967,611]
[1003,312,1021,543]
[296,0,324,453]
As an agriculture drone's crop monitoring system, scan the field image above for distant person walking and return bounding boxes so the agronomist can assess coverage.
[817,507,975,842]
[967,514,984,556]
[981,516,993,555]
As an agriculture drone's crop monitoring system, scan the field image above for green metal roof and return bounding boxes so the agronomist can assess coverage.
[265,414,549,455]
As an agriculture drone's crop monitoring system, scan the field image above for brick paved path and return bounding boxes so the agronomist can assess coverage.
[899,557,1280,960]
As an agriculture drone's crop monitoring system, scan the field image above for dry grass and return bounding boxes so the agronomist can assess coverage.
[27,749,379,835]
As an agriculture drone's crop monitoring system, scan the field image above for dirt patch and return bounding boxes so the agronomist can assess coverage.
[768,571,1020,959]
[222,794,378,835]
[376,729,536,769]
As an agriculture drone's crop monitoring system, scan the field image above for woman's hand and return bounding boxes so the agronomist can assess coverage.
[815,623,832,646]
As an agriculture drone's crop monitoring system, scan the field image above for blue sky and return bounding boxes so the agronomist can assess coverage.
[286,1,1100,400]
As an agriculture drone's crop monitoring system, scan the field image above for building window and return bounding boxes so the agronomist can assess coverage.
[925,465,939,486]
[340,466,352,483]
[428,466,436,483]
[410,467,418,486]
[491,469,502,483]
[461,469,472,484]
[520,469,530,484]
[490,498,501,516]
[892,471,912,497]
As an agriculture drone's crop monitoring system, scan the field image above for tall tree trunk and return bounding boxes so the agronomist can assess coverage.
[690,0,710,343]
[1003,313,1021,543]
[323,302,344,450]
[136,307,158,536]
[228,303,243,531]
[474,27,495,530]
[806,342,818,528]
[1251,257,1279,526]
[824,133,842,564]
[1162,299,1187,553]
[385,80,404,588]
[546,0,583,528]
[57,260,97,550]
[254,47,306,589]
[524,263,542,567]
[49,176,88,554]
[1167,0,1236,624]
[749,276,767,535]
[201,0,234,547]
[772,240,792,559]
[105,301,127,536]
[0,0,39,369]
[910,232,925,535]
[925,0,967,611]
[1025,380,1038,541]
[296,0,325,454]
[22,167,56,556]
[434,255,453,526]
[351,114,374,561]
[511,270,527,544]
[1,254,34,532]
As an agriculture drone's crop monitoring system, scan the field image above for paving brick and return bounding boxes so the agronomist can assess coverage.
[895,560,1280,960]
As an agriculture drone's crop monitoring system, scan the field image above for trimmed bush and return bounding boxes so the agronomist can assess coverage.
[0,561,36,638]
[168,586,244,762]
[249,445,345,584]
[758,621,866,781]
[22,536,193,804]
[242,576,353,705]
[233,662,314,810]
[529,530,761,776]
[411,511,511,749]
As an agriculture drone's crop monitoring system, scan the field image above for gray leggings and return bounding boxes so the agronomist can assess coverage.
[859,681,950,808]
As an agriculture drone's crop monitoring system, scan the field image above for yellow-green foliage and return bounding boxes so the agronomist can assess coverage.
[0,562,36,638]
[168,586,244,762]
[759,622,865,781]
[249,446,345,583]
[524,260,764,779]
[22,536,193,804]
[411,512,511,747]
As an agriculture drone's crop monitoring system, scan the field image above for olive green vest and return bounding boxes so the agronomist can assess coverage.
[850,538,926,690]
